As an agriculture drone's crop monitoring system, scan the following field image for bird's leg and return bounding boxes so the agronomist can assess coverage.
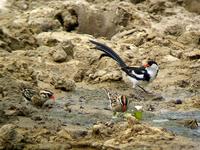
[136,85,149,94]
[136,85,163,101]
[112,112,118,119]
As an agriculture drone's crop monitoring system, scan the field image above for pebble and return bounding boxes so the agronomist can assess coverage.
[174,99,182,104]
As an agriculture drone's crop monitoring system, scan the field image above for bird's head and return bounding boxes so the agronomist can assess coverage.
[40,90,55,101]
[119,95,128,112]
[143,60,159,71]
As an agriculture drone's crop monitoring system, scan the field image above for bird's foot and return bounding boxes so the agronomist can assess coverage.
[136,85,150,94]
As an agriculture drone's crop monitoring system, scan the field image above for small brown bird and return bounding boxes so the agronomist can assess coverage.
[103,88,129,114]
[20,85,55,107]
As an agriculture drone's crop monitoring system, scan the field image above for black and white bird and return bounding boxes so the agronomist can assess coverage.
[21,86,55,107]
[90,40,159,92]
[104,88,129,114]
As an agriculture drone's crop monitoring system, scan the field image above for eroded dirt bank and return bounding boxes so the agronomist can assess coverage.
[0,0,200,149]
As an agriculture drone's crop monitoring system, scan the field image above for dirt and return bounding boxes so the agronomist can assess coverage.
[0,0,200,149]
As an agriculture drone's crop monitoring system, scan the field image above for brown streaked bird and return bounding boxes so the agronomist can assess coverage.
[20,85,55,107]
[103,88,129,114]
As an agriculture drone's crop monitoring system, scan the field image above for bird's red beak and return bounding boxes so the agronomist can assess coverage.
[122,105,127,112]
[143,63,150,67]
[122,95,127,112]
[50,95,55,101]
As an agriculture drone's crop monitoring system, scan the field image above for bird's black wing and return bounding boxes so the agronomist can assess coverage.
[125,66,146,74]
[90,40,150,81]
[123,66,151,81]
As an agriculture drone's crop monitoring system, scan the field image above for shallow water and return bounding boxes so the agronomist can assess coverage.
[47,88,112,128]
[144,111,200,140]
[45,87,200,140]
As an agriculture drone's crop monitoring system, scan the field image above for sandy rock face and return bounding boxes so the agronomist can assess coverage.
[0,28,37,52]
[0,124,24,149]
[51,77,76,91]
[28,7,61,33]
[52,46,67,63]
[72,1,136,38]
[184,0,200,14]
[0,0,200,149]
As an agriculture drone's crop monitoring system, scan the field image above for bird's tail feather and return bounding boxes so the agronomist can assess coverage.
[90,40,128,68]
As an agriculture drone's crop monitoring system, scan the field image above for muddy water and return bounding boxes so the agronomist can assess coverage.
[146,111,200,140]
[41,87,200,141]
[45,88,113,129]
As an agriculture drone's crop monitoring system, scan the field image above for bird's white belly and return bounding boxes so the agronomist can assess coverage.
[122,72,148,88]
[127,76,138,88]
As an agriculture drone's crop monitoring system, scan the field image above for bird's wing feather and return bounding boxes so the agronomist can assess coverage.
[126,66,146,74]
[124,66,151,81]
[131,70,144,79]
[90,40,127,68]
[22,88,36,101]
[90,40,151,81]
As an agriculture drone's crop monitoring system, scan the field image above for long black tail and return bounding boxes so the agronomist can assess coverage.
[90,40,128,69]
[90,40,145,82]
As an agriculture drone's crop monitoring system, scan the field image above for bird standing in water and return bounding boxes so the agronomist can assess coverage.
[90,40,159,93]
[20,85,55,107]
[103,88,129,115]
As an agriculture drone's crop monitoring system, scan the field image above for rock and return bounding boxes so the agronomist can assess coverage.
[31,115,43,121]
[90,69,122,82]
[130,0,145,4]
[0,28,20,51]
[148,0,166,14]
[92,124,104,136]
[170,49,183,59]
[57,128,73,140]
[73,69,86,82]
[0,110,8,124]
[183,49,200,60]
[126,115,140,127]
[55,7,78,32]
[25,143,72,150]
[0,26,38,51]
[62,40,74,57]
[184,0,200,14]
[92,123,110,138]
[163,55,180,62]
[28,7,61,33]
[174,99,182,104]
[64,106,72,112]
[51,41,74,62]
[0,76,22,102]
[73,1,133,38]
[177,31,200,46]
[4,105,30,116]
[0,86,5,98]
[164,24,184,36]
[51,77,76,91]
[67,128,88,139]
[52,47,67,62]
[0,124,24,149]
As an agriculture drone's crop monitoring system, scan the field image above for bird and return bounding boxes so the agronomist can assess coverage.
[90,40,159,92]
[103,88,129,114]
[20,85,55,107]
